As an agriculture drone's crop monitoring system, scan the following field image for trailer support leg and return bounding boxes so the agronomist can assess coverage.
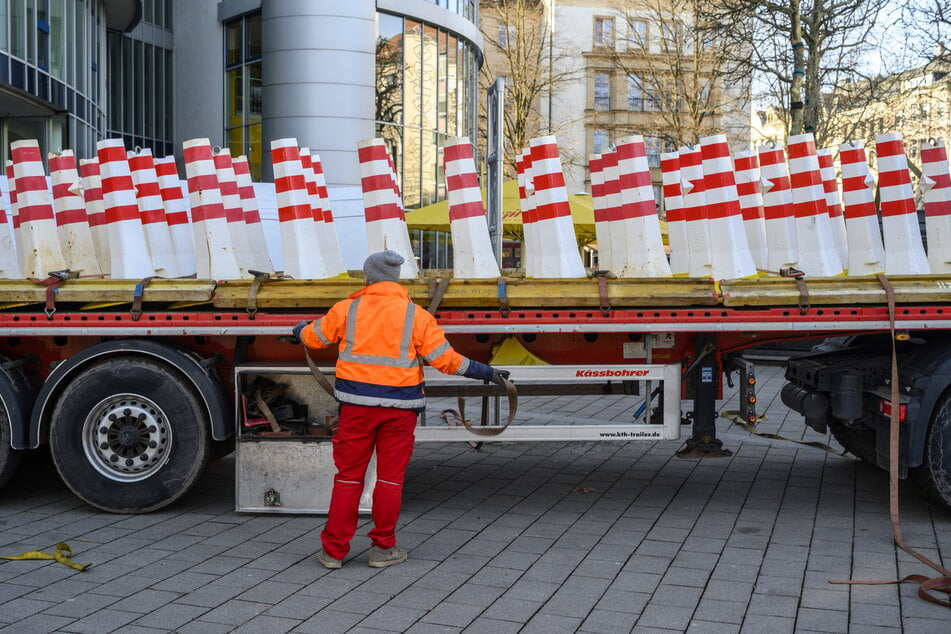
[676,334,732,459]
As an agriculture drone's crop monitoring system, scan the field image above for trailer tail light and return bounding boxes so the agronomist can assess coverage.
[878,399,906,422]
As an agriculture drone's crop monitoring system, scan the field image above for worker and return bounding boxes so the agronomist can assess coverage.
[293,250,510,569]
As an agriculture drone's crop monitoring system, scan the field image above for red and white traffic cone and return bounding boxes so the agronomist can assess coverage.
[612,135,670,277]
[231,155,273,273]
[838,142,885,276]
[183,138,242,280]
[11,140,68,278]
[660,151,689,277]
[299,150,346,277]
[357,138,418,278]
[128,149,180,277]
[700,135,756,280]
[732,150,769,271]
[919,139,951,273]
[0,167,22,278]
[515,149,538,276]
[679,145,713,278]
[601,148,623,275]
[308,152,347,275]
[96,139,155,279]
[153,156,197,277]
[816,148,849,270]
[212,149,256,277]
[875,132,929,274]
[444,137,500,279]
[758,145,798,273]
[4,162,24,278]
[48,150,102,276]
[786,134,842,276]
[78,159,111,276]
[527,135,586,278]
[589,153,612,272]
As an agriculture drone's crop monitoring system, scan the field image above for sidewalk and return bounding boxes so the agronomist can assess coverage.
[0,365,948,633]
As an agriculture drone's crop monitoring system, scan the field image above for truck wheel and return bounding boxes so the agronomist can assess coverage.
[0,407,22,489]
[915,393,951,510]
[49,357,211,513]
[828,420,879,466]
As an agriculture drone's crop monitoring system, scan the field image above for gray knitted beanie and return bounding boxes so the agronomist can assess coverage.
[364,250,404,284]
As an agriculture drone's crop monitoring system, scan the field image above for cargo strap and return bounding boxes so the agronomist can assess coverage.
[131,276,156,321]
[497,277,510,317]
[426,277,450,314]
[30,270,77,319]
[594,270,611,317]
[720,410,846,455]
[830,274,951,606]
[305,348,339,398]
[0,543,90,571]
[253,388,284,434]
[246,271,281,319]
[781,267,809,314]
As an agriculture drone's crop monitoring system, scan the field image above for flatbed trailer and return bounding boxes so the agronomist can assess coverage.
[1,273,950,513]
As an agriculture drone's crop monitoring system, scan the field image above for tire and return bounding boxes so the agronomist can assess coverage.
[915,392,951,510]
[0,406,22,489]
[49,357,211,513]
[828,420,879,466]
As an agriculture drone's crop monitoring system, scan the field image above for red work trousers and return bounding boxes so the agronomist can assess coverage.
[320,403,417,560]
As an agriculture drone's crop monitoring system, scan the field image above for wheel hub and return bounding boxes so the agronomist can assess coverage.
[83,394,172,482]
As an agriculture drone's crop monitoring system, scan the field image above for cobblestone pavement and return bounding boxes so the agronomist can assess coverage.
[0,364,948,633]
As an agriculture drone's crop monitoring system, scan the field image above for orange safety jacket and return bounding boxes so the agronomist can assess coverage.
[300,281,493,410]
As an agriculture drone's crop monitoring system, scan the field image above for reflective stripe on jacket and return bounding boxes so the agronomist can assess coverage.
[300,281,473,410]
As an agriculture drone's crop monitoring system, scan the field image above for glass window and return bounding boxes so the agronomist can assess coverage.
[628,19,646,48]
[594,73,610,110]
[377,12,403,125]
[225,20,241,67]
[593,129,609,155]
[50,0,64,78]
[594,17,613,48]
[498,23,515,49]
[27,0,36,65]
[0,2,8,50]
[144,43,154,137]
[247,13,261,60]
[646,137,661,168]
[10,0,25,59]
[627,74,642,110]
[224,11,263,176]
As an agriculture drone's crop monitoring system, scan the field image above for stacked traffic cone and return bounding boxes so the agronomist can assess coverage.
[700,135,756,279]
[182,138,242,280]
[231,155,273,273]
[613,135,670,277]
[212,149,256,277]
[786,134,842,276]
[838,142,885,275]
[78,159,111,276]
[0,171,22,278]
[96,139,155,279]
[129,149,180,277]
[757,144,798,273]
[357,138,418,278]
[919,140,951,272]
[153,156,198,277]
[875,132,930,274]
[732,150,769,271]
[527,136,586,278]
[11,140,68,278]
[660,151,689,277]
[299,150,346,276]
[601,149,623,274]
[816,148,849,270]
[48,150,102,276]
[4,162,23,277]
[679,145,713,278]
[443,137,500,279]
[515,149,538,276]
[589,153,612,272]
[308,152,347,274]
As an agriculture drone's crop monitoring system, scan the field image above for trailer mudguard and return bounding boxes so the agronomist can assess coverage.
[28,339,232,449]
[0,356,34,450]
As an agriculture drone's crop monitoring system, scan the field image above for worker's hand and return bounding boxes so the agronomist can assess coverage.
[291,320,309,342]
[490,368,511,387]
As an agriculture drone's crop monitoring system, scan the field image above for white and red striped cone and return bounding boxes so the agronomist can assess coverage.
[699,135,756,280]
[0,173,22,278]
[231,155,273,273]
[11,140,68,278]
[48,151,102,276]
[732,150,769,271]
[96,139,155,279]
[660,151,689,277]
[758,145,799,273]
[444,137,500,279]
[601,148,623,275]
[816,148,849,270]
[838,142,885,276]
[78,159,111,276]
[527,136,586,278]
[300,150,346,277]
[270,138,335,279]
[786,134,842,276]
[678,145,713,278]
[876,133,930,275]
[613,135,670,277]
[128,149,180,277]
[212,149,256,277]
[308,152,347,275]
[182,138,242,280]
[589,153,613,272]
[515,149,538,276]
[357,138,418,278]
[153,156,197,277]
[4,161,24,277]
[920,140,951,273]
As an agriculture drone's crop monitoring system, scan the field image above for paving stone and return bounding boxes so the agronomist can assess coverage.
[131,602,208,630]
[59,608,141,633]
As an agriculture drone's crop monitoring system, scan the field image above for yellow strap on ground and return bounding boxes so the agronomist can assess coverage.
[720,410,846,456]
[0,542,91,571]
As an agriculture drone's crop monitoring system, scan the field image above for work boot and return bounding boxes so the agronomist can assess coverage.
[316,549,342,569]
[368,546,408,568]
